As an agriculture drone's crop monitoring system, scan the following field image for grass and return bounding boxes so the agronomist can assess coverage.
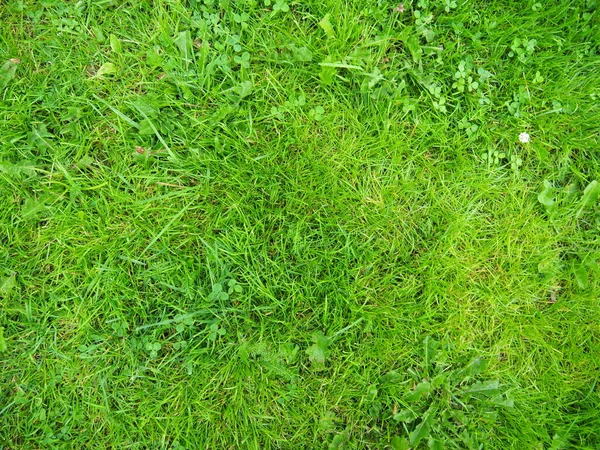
[1,0,599,448]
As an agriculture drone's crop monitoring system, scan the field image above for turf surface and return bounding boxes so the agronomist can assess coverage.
[1,0,599,448]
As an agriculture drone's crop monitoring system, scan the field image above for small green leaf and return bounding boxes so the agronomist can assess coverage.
[365,384,378,402]
[580,180,600,207]
[537,180,555,207]
[423,336,440,367]
[320,63,336,85]
[132,95,162,118]
[536,146,549,161]
[319,14,335,39]
[328,432,347,450]
[406,381,432,402]
[235,80,253,99]
[146,47,162,67]
[174,30,192,62]
[0,327,7,353]
[393,409,417,423]
[380,370,403,384]
[429,438,445,450]
[281,342,299,363]
[292,45,312,62]
[460,357,487,377]
[406,35,423,63]
[96,62,117,77]
[0,273,16,297]
[585,255,599,273]
[306,331,331,369]
[431,372,448,389]
[409,409,433,446]
[550,433,569,450]
[1,59,19,90]
[138,119,154,135]
[574,263,588,289]
[319,411,337,430]
[109,34,122,53]
[462,379,500,397]
[22,197,47,221]
[272,0,289,12]
[92,26,105,43]
[490,394,515,408]
[391,436,409,450]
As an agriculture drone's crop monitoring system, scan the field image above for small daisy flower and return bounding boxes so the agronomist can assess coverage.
[519,132,531,143]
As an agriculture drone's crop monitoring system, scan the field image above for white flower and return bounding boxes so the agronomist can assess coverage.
[519,132,531,143]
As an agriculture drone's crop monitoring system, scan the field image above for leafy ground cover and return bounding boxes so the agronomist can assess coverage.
[1,0,599,448]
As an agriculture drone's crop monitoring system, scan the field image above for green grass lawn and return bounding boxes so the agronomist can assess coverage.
[1,0,599,448]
